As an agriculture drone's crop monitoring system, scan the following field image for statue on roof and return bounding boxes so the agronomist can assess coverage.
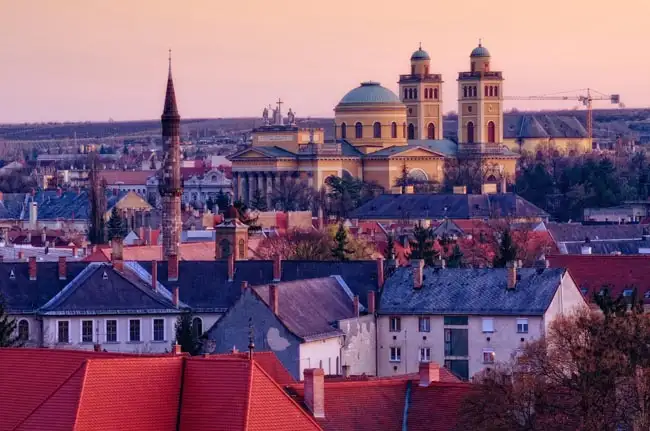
[287,108,296,125]
[262,106,270,125]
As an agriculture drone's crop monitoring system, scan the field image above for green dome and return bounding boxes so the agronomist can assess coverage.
[338,82,402,105]
[410,48,430,61]
[470,44,491,57]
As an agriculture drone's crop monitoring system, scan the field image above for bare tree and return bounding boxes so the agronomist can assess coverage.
[87,154,107,244]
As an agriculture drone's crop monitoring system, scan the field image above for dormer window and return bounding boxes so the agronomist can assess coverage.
[102,271,108,280]
[623,289,634,297]
[9,269,15,280]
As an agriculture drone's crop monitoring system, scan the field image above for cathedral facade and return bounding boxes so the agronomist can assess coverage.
[229,43,518,206]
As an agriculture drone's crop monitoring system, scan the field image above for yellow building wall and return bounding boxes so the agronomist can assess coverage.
[363,157,446,190]
[335,105,408,152]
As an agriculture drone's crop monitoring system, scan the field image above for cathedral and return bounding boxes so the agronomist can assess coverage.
[229,43,519,206]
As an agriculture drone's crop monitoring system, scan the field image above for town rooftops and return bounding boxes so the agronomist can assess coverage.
[547,222,645,243]
[350,192,549,220]
[380,265,566,316]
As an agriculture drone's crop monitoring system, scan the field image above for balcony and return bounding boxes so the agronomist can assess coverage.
[399,73,443,82]
[298,143,342,156]
[457,71,503,80]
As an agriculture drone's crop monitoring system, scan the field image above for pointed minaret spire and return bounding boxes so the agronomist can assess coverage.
[162,49,179,118]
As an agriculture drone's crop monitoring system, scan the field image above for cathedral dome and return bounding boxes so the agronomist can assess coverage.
[410,48,430,61]
[338,82,402,105]
[470,44,491,58]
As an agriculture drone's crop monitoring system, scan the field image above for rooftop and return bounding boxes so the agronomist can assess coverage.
[337,82,403,106]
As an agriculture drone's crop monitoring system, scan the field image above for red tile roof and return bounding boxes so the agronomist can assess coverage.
[547,254,650,301]
[407,382,474,431]
[83,242,216,262]
[210,351,296,385]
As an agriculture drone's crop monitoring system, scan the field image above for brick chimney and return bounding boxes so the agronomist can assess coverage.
[139,226,145,244]
[173,343,182,355]
[28,256,37,280]
[241,280,248,291]
[376,257,384,289]
[58,256,66,280]
[151,260,158,291]
[507,261,517,290]
[273,254,282,282]
[168,254,179,282]
[144,226,152,245]
[367,291,376,314]
[341,364,350,378]
[419,361,440,387]
[269,284,278,314]
[111,237,124,272]
[304,368,325,418]
[72,245,77,257]
[412,259,424,289]
[93,343,101,352]
[353,295,359,317]
[172,287,179,307]
[40,228,46,245]
[17,251,24,261]
[227,253,235,282]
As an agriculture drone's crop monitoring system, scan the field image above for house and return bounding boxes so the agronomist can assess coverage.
[203,275,378,380]
[547,222,650,255]
[377,259,587,380]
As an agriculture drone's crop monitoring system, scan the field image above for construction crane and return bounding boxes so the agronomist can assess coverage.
[504,88,623,146]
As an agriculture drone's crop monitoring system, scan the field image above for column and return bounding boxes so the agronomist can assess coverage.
[257,173,264,198]
[233,172,239,203]
[307,171,314,188]
[247,173,255,205]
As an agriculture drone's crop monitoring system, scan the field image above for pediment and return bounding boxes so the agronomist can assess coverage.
[229,148,276,159]
[390,147,446,158]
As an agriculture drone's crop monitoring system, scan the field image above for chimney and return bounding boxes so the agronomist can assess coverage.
[72,245,77,257]
[304,368,325,418]
[28,256,37,280]
[376,257,384,289]
[151,260,158,290]
[581,245,592,255]
[139,226,145,244]
[144,226,152,245]
[412,259,424,289]
[269,284,279,314]
[172,287,179,307]
[41,228,46,245]
[168,254,179,281]
[367,291,376,314]
[93,343,101,352]
[173,343,182,355]
[273,254,282,282]
[111,237,124,272]
[227,253,235,282]
[17,251,24,261]
[29,202,37,228]
[342,364,350,378]
[241,280,248,291]
[507,261,517,290]
[353,295,359,317]
[58,256,67,280]
[433,257,446,269]
[419,361,441,387]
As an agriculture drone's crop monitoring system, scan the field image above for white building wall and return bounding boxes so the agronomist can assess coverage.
[11,315,42,347]
[543,272,589,332]
[339,314,376,376]
[298,336,342,380]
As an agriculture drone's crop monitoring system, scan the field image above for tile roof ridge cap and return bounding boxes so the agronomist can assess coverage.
[72,361,90,431]
[291,378,410,389]
[243,360,253,431]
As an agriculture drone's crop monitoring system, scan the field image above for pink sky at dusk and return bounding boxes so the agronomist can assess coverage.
[1,0,648,123]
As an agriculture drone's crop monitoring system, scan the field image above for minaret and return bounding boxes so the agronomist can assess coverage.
[160,50,182,260]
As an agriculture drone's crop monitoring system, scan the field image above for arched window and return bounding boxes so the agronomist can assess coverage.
[427,123,435,139]
[192,317,203,338]
[18,319,29,341]
[463,87,468,98]
[485,86,489,97]
[373,122,382,138]
[238,239,245,259]
[341,122,347,139]
[486,175,497,183]
[413,89,418,99]
[433,88,438,99]
[467,122,475,143]
[403,88,408,100]
[487,121,496,143]
[473,86,477,97]
[408,124,415,140]
[494,86,499,97]
[408,168,429,183]
[219,239,231,258]
[355,122,363,139]
[391,122,397,138]
[408,88,413,99]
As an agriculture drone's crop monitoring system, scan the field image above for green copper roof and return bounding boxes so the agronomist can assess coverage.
[470,44,491,57]
[410,48,430,61]
[338,82,402,105]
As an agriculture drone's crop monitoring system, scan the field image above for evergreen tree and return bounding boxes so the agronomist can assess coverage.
[232,200,261,232]
[331,223,352,261]
[250,189,268,211]
[0,294,22,347]
[122,144,129,155]
[88,157,107,244]
[446,244,464,268]
[174,312,200,356]
[384,233,396,260]
[205,197,215,213]
[106,206,127,240]
[408,221,438,266]
[394,161,410,194]
[493,228,518,267]
[594,286,643,319]
[215,191,230,213]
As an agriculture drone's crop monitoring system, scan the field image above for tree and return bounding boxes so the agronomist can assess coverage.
[232,200,260,232]
[122,143,129,155]
[394,161,410,194]
[493,228,518,267]
[0,294,22,347]
[331,223,353,261]
[215,190,230,213]
[408,221,438,266]
[249,189,268,212]
[270,178,315,212]
[384,233,396,260]
[446,244,464,268]
[88,156,107,244]
[174,311,200,356]
[324,175,382,220]
[205,197,215,213]
[106,206,127,240]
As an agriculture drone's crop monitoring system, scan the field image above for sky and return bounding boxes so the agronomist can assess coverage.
[1,0,649,123]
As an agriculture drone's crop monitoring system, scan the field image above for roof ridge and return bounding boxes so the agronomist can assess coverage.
[71,360,90,431]
[243,360,253,431]
[39,263,103,311]
[113,266,179,310]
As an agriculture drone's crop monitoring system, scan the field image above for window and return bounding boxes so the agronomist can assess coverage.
[390,347,401,362]
[373,122,382,138]
[355,122,363,139]
[517,318,529,334]
[81,320,93,343]
[219,239,231,258]
[411,65,415,75]
[463,86,468,98]
[403,88,408,100]
[624,289,634,297]
[483,349,495,364]
[129,319,141,342]
[444,359,469,380]
[489,86,494,97]
[427,123,435,139]
[466,122,475,144]
[487,121,496,143]
[407,124,415,140]
[57,321,69,343]
[418,317,431,332]
[484,85,489,97]
[391,122,397,139]
[444,328,469,356]
[413,88,418,99]
[420,347,431,362]
[106,320,117,342]
[482,318,494,333]
[433,88,438,99]
[18,319,29,341]
[192,317,203,338]
[153,319,165,341]
[645,291,650,300]
[238,239,245,259]
[494,86,499,97]
[341,123,347,139]
[424,66,429,75]
[444,316,468,326]
[389,316,401,332]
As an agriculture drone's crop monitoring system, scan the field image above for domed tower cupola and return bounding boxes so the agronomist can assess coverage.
[410,43,431,76]
[470,40,491,73]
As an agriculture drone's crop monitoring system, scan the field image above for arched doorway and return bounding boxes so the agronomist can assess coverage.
[407,124,415,140]
[487,121,496,143]
[427,123,435,139]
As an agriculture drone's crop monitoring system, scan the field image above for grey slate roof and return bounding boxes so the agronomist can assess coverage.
[39,263,179,316]
[379,266,566,316]
[562,240,650,255]
[502,114,588,139]
[253,277,356,341]
[547,222,644,243]
[349,193,549,220]
[367,140,458,158]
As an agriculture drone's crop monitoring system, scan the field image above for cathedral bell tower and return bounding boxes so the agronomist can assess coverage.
[457,41,504,153]
[398,45,444,140]
[160,51,182,260]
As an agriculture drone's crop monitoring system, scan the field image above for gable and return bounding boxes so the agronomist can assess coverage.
[230,148,276,159]
[389,147,446,158]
